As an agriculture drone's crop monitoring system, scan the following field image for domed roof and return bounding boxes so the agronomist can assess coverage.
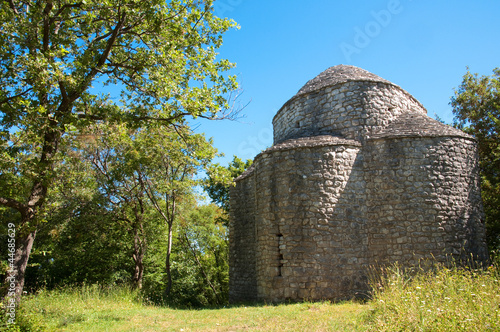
[295,64,392,97]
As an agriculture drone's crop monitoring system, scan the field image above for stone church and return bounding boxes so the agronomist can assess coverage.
[228,65,488,302]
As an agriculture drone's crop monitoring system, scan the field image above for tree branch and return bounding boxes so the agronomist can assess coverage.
[130,112,192,124]
[50,2,83,26]
[67,11,127,104]
[5,0,19,15]
[90,31,114,45]
[0,88,34,106]
[138,172,171,224]
[59,81,68,102]
[96,11,126,69]
[0,196,27,215]
[42,1,54,53]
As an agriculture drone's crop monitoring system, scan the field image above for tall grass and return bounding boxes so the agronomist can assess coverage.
[1,284,144,331]
[364,257,500,331]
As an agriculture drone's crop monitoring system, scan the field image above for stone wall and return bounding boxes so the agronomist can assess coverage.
[230,134,488,303]
[364,136,488,266]
[228,169,258,302]
[273,81,426,144]
[231,136,368,301]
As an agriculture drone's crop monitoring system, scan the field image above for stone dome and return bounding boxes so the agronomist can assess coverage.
[295,64,391,97]
[273,65,431,144]
[272,65,473,144]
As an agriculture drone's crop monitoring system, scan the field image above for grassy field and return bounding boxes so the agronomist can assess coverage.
[10,287,367,331]
[4,260,500,332]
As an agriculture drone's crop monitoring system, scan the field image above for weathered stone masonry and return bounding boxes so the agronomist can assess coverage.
[229,65,489,302]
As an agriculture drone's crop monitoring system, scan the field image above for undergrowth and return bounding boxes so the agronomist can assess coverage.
[1,284,143,331]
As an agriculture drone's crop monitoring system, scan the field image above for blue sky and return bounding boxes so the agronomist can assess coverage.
[192,0,500,165]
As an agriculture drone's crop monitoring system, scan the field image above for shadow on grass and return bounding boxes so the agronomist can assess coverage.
[158,297,369,311]
[57,314,86,328]
[57,313,124,328]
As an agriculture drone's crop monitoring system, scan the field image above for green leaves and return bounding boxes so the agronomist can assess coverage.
[204,156,252,213]
[0,0,238,214]
[0,0,239,302]
[451,67,500,251]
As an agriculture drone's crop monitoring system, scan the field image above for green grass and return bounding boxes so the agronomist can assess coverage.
[7,286,366,331]
[4,259,500,331]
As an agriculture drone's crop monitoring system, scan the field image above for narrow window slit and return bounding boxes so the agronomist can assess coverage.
[277,233,284,276]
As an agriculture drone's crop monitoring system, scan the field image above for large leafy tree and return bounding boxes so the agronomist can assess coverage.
[174,203,228,306]
[0,0,238,302]
[451,67,500,251]
[25,195,135,290]
[78,124,152,290]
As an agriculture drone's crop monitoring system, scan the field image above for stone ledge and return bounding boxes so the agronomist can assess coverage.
[234,164,255,182]
[234,135,361,182]
[261,135,361,153]
[367,112,474,141]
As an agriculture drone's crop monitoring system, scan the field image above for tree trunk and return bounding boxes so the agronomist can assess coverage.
[131,202,146,290]
[6,130,59,301]
[1,177,48,304]
[3,229,37,304]
[164,221,173,297]
[139,175,178,299]
[132,229,145,290]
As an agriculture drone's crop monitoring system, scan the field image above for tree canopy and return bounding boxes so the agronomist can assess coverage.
[451,67,500,251]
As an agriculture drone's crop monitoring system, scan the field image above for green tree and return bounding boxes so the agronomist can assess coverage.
[25,196,134,290]
[0,0,238,302]
[23,135,134,290]
[138,126,218,298]
[451,67,500,251]
[204,156,252,224]
[177,203,228,305]
[78,124,152,290]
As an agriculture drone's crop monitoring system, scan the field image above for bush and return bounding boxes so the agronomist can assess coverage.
[0,304,47,332]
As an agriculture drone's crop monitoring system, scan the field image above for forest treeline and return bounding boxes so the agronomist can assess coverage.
[21,124,251,307]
